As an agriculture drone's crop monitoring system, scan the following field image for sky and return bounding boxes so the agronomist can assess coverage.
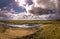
[0,0,13,8]
[0,0,33,13]
[0,0,60,20]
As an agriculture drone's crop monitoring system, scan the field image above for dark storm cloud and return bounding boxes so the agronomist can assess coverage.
[29,7,55,15]
[28,0,59,15]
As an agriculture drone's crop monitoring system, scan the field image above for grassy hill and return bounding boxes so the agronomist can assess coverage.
[20,24,60,39]
[0,20,60,39]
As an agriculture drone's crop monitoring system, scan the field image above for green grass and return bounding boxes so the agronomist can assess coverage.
[0,20,60,24]
[0,20,60,39]
[19,24,60,39]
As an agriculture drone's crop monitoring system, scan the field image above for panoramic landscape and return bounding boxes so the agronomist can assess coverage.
[0,20,60,39]
[0,0,60,39]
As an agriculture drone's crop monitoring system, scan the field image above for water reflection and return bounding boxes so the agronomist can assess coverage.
[0,22,42,28]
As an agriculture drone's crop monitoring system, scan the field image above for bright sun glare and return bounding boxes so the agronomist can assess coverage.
[15,0,31,15]
[15,0,28,7]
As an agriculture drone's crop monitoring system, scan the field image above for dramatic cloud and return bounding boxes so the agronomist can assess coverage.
[0,0,60,20]
[28,0,59,15]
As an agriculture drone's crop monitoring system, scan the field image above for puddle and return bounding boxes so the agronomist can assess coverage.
[0,22,42,28]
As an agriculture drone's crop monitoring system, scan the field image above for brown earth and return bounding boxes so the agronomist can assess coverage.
[0,24,60,39]
[0,25,40,39]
